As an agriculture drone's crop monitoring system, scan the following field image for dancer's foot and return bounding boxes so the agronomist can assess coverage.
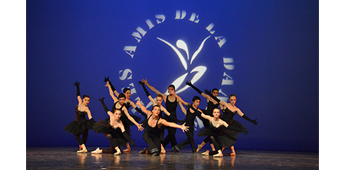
[213,150,223,157]
[91,148,102,154]
[114,148,121,156]
[123,148,131,152]
[77,144,87,153]
[230,152,236,156]
[139,148,148,154]
[201,150,209,156]
[196,142,205,152]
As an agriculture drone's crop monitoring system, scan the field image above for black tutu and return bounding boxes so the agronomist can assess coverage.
[93,119,128,147]
[93,119,112,134]
[228,120,249,135]
[64,118,95,135]
[197,126,236,148]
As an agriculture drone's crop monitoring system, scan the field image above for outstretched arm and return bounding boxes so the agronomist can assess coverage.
[122,107,144,131]
[160,119,189,132]
[237,107,258,125]
[74,81,82,105]
[204,89,228,106]
[174,93,190,106]
[178,101,187,115]
[139,80,157,105]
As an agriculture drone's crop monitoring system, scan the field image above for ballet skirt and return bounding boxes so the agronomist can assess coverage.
[93,117,128,147]
[64,106,95,135]
[197,122,236,148]
[221,108,248,134]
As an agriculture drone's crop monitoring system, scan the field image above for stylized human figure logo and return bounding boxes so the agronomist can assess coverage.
[157,35,211,94]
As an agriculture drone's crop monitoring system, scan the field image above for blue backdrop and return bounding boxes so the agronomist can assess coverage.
[27,0,318,152]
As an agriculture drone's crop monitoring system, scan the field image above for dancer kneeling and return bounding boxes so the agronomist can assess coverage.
[92,98,136,156]
[136,99,189,156]
[197,108,235,157]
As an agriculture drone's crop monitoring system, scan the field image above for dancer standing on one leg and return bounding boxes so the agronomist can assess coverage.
[197,108,236,157]
[92,99,136,155]
[172,96,202,153]
[141,79,189,151]
[205,90,258,156]
[104,77,142,152]
[136,99,189,156]
[185,81,219,152]
[64,81,95,153]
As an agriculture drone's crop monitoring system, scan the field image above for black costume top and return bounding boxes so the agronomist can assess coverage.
[144,115,162,137]
[64,106,94,135]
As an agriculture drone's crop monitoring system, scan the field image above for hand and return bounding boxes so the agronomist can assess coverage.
[135,99,142,106]
[138,80,144,85]
[181,123,189,132]
[105,81,109,87]
[74,81,80,87]
[204,89,211,95]
[137,124,144,131]
[104,76,110,82]
[141,79,148,85]
[185,80,192,86]
[252,119,258,125]
[98,97,105,102]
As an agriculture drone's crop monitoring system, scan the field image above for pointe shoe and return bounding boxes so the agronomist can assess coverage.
[77,144,87,153]
[114,149,121,156]
[91,148,102,154]
[77,148,87,153]
[196,143,205,152]
[213,150,223,157]
[201,150,209,156]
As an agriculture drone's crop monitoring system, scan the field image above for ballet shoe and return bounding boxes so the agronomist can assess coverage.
[213,150,223,157]
[201,150,209,156]
[152,152,159,156]
[114,149,121,156]
[196,143,205,152]
[91,148,102,154]
[139,148,148,154]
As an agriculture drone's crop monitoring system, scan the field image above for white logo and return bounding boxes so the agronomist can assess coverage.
[117,10,235,129]
[156,36,210,94]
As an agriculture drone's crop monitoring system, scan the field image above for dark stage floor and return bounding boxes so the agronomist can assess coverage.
[27,147,318,170]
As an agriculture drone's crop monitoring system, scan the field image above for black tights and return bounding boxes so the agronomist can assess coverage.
[162,127,177,147]
[208,136,221,155]
[176,127,196,152]
[102,133,119,154]
[74,129,88,145]
[143,132,161,154]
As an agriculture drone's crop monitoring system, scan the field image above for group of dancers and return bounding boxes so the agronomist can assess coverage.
[64,77,258,157]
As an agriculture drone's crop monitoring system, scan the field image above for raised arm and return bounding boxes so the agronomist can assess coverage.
[98,97,114,117]
[185,80,210,101]
[104,76,120,97]
[204,89,228,107]
[142,79,167,98]
[105,81,118,103]
[139,80,157,105]
[74,81,82,105]
[135,99,152,117]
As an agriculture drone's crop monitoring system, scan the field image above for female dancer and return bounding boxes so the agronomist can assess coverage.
[135,99,189,156]
[141,79,189,150]
[185,81,220,152]
[205,90,258,156]
[172,96,202,153]
[197,108,236,157]
[64,81,95,153]
[92,98,135,155]
[104,77,142,152]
